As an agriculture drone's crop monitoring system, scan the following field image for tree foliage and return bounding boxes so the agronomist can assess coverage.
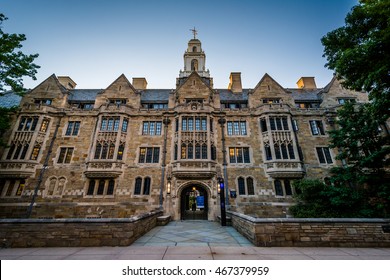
[292,103,390,218]
[321,0,390,118]
[0,106,17,146]
[289,179,365,218]
[328,102,390,217]
[312,0,390,218]
[0,13,40,94]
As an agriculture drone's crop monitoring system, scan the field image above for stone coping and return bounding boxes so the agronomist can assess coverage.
[0,210,163,224]
[227,211,390,224]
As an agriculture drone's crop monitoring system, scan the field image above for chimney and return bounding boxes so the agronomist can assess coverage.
[228,72,242,93]
[58,76,77,89]
[296,77,317,89]
[132,78,148,90]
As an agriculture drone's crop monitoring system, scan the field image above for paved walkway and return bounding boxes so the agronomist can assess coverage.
[1,221,390,260]
[132,220,253,247]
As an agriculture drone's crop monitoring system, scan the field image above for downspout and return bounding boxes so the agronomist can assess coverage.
[159,117,171,210]
[26,113,64,218]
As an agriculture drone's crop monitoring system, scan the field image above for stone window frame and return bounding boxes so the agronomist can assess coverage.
[56,147,74,164]
[133,176,151,196]
[237,176,256,196]
[228,147,251,164]
[85,178,116,197]
[226,120,248,136]
[274,179,293,197]
[44,176,67,197]
[65,121,81,136]
[315,147,333,164]
[138,147,160,164]
[0,179,25,197]
[17,116,39,132]
[142,121,163,136]
[181,116,207,132]
[309,120,326,136]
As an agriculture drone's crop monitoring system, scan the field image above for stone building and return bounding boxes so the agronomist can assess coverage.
[0,36,368,220]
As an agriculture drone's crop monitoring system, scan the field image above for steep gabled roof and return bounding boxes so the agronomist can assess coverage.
[253,73,287,93]
[100,74,138,94]
[175,71,215,94]
[321,75,338,93]
[29,74,69,95]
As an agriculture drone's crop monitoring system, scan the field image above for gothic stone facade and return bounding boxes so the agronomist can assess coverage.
[0,38,368,219]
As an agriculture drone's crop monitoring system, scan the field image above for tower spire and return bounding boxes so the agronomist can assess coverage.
[190,27,198,39]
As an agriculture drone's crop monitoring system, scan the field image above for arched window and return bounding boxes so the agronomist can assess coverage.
[247,177,254,195]
[134,177,142,195]
[211,145,216,160]
[201,144,208,159]
[117,143,125,160]
[187,143,193,159]
[192,46,197,52]
[48,177,57,196]
[274,180,284,196]
[143,177,151,195]
[107,143,115,159]
[107,180,115,195]
[181,144,187,159]
[281,144,289,159]
[94,143,102,159]
[238,177,245,195]
[55,177,66,196]
[191,59,198,71]
[101,143,108,159]
[174,144,178,160]
[195,143,201,159]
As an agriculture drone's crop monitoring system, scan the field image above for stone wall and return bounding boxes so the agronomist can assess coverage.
[229,211,390,247]
[0,210,162,248]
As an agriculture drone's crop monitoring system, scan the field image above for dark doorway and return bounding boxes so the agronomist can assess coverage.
[180,185,208,220]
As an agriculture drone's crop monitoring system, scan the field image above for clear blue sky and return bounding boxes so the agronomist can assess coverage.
[1,0,357,89]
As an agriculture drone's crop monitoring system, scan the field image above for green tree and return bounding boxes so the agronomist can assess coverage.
[321,0,390,118]
[289,179,364,218]
[321,0,390,217]
[328,102,390,217]
[0,106,17,146]
[0,13,40,94]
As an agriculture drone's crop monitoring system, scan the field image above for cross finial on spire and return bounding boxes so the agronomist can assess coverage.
[190,27,198,39]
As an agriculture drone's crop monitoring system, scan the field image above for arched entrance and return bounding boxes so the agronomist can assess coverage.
[180,184,208,220]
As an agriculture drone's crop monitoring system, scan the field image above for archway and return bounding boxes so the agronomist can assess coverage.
[180,184,208,220]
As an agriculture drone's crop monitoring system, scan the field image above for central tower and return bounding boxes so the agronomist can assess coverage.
[177,30,212,87]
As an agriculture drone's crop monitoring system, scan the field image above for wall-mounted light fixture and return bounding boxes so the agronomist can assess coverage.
[167,177,171,195]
